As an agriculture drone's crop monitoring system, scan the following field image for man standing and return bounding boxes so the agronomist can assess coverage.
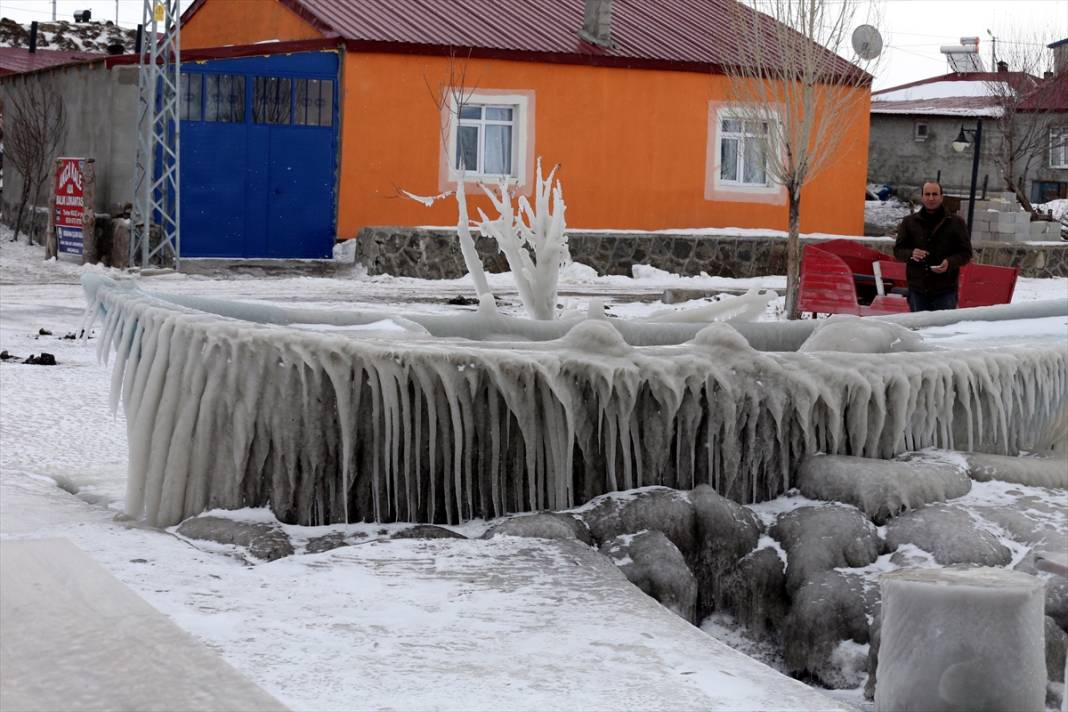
[894,181,973,311]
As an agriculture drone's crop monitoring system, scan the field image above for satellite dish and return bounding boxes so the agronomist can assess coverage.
[852,25,883,60]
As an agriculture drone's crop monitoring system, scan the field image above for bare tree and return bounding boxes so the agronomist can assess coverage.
[5,78,65,245]
[722,0,881,319]
[982,32,1061,212]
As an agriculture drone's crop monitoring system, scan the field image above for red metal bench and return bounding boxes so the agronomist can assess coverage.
[799,246,909,317]
[958,263,1019,308]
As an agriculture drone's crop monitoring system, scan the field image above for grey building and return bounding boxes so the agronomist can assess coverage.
[868,68,1067,207]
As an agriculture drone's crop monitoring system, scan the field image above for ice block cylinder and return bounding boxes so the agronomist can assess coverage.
[875,566,1046,711]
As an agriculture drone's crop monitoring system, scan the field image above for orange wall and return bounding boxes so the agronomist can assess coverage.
[338,52,870,237]
[182,0,322,49]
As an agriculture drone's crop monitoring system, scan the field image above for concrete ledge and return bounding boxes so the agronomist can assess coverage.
[355,227,1068,280]
[0,539,287,712]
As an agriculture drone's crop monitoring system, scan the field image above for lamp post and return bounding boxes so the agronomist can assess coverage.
[952,119,983,238]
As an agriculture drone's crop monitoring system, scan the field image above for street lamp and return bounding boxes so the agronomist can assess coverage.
[951,119,983,238]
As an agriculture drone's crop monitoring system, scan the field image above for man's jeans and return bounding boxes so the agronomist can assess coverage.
[907,290,957,312]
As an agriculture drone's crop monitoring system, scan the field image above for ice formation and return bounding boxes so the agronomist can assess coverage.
[875,567,1046,711]
[82,274,1068,527]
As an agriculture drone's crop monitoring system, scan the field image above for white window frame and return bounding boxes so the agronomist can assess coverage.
[1051,126,1068,169]
[914,121,929,142]
[713,107,778,194]
[446,92,530,182]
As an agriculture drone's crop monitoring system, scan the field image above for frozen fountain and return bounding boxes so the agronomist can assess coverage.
[82,165,1068,528]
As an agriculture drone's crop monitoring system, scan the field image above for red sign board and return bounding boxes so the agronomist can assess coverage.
[54,157,85,255]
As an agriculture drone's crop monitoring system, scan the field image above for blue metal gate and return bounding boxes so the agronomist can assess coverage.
[179,51,339,258]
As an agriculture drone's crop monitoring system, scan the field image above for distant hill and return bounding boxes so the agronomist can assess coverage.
[0,18,138,53]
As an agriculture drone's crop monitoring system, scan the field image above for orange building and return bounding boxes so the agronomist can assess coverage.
[180,0,871,253]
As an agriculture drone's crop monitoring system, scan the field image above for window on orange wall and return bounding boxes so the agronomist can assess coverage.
[446,92,530,181]
[718,116,771,187]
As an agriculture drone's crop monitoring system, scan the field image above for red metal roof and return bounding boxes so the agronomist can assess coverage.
[0,47,104,76]
[1018,71,1068,112]
[182,0,863,78]
[871,71,1042,118]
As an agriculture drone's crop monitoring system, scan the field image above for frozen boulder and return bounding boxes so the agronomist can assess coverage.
[578,488,696,556]
[783,570,878,688]
[1047,616,1068,683]
[599,530,697,623]
[770,505,882,593]
[875,567,1046,711]
[175,515,293,561]
[304,531,368,553]
[1016,549,1068,633]
[482,512,592,545]
[798,315,928,354]
[964,452,1068,489]
[883,504,1012,567]
[720,545,788,640]
[393,524,467,540]
[798,454,970,525]
[689,484,761,615]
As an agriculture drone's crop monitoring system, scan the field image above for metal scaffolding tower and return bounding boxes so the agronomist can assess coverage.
[131,0,181,269]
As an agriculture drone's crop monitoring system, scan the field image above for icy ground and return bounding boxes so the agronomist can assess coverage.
[2,232,1066,710]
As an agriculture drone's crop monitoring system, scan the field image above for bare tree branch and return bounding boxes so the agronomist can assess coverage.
[723,0,883,319]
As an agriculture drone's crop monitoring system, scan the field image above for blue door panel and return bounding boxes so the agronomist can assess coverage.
[178,50,339,259]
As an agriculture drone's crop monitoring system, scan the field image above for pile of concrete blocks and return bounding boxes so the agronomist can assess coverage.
[963,192,1063,242]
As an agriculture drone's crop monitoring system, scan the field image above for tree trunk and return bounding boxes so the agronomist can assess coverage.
[27,175,46,246]
[12,183,29,243]
[1004,176,1035,214]
[785,189,802,320]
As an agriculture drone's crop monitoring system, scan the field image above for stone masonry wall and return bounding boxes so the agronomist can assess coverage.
[355,227,1068,280]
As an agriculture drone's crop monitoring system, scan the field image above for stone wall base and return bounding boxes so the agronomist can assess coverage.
[355,227,1068,280]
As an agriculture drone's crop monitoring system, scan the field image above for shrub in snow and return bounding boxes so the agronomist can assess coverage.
[770,505,882,594]
[599,530,697,624]
[797,453,971,525]
[875,567,1046,711]
[882,504,1012,568]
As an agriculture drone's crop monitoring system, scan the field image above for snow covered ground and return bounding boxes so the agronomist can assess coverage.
[2,230,1066,710]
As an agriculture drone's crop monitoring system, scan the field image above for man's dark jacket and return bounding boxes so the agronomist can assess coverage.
[893,206,973,295]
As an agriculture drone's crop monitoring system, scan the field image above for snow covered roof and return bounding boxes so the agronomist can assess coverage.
[0,47,104,76]
[871,71,1038,118]
[181,0,865,79]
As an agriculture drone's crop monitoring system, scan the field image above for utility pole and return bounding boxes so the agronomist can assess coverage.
[51,0,56,21]
[117,0,120,24]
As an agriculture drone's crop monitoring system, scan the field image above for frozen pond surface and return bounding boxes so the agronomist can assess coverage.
[2,233,1066,710]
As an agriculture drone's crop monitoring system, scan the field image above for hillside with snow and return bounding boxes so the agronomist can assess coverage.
[0,18,136,53]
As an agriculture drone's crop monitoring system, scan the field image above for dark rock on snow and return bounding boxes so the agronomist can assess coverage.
[24,353,57,365]
[482,512,592,545]
[689,484,761,617]
[720,546,789,640]
[883,503,1012,567]
[176,515,294,561]
[578,488,697,556]
[393,524,467,540]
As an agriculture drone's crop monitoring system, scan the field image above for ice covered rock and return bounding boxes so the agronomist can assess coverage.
[689,484,762,616]
[799,315,929,354]
[797,454,970,525]
[875,566,1046,711]
[964,452,1068,488]
[1047,616,1068,682]
[175,515,294,561]
[304,530,367,553]
[1016,549,1068,633]
[393,524,467,540]
[599,530,698,623]
[578,488,696,556]
[783,570,879,688]
[770,505,882,593]
[883,504,1012,567]
[720,546,789,640]
[483,512,592,545]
